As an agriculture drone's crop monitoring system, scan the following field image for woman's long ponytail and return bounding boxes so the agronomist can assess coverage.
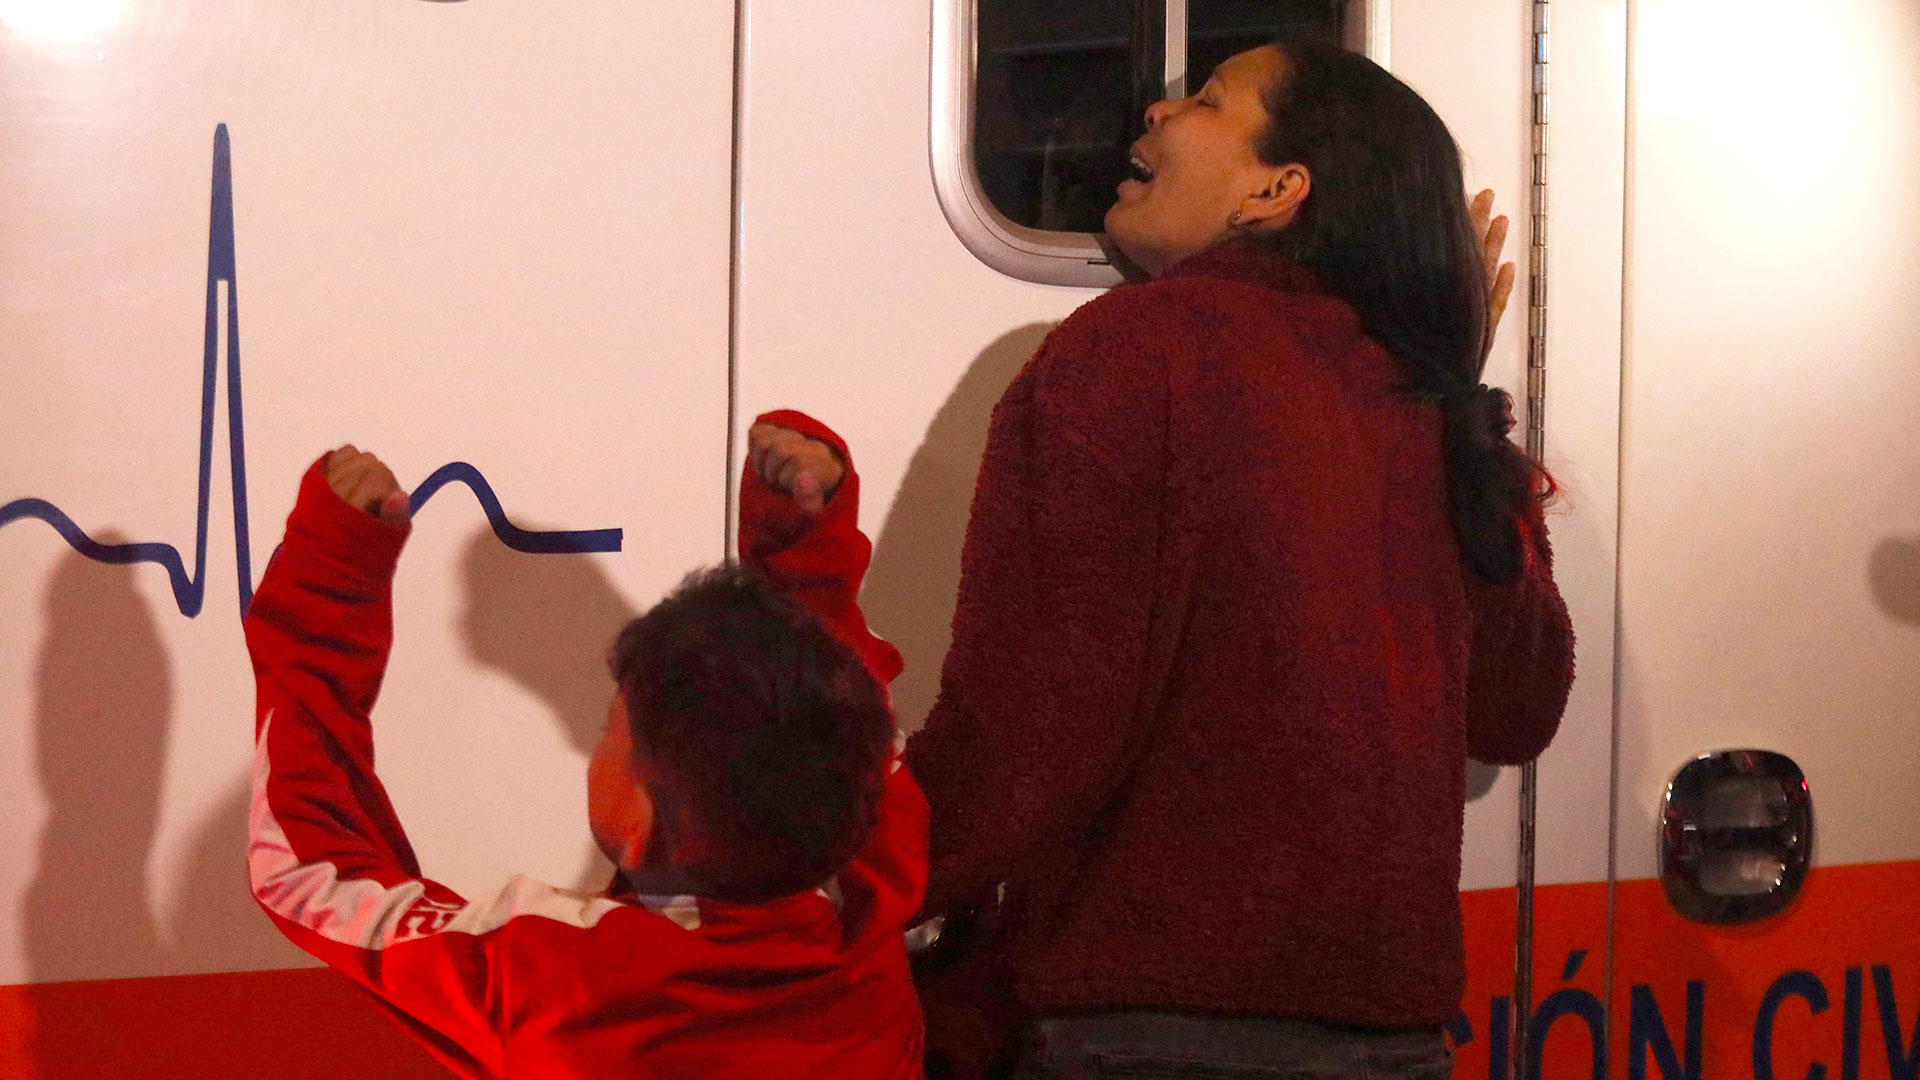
[1441,384,1551,581]
[1250,40,1553,582]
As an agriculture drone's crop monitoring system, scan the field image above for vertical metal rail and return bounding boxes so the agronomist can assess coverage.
[1525,2,1550,464]
[1607,0,1639,1071]
[723,0,750,564]
[1515,1,1551,1078]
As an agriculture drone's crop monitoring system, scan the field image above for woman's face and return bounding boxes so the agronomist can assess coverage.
[1104,44,1293,276]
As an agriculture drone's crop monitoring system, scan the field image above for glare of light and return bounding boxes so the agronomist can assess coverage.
[0,0,128,45]
[1634,0,1915,286]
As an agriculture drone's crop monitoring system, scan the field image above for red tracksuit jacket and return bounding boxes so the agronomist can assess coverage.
[245,411,927,1079]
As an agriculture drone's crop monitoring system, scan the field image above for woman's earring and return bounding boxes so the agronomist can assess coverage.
[1229,210,1244,227]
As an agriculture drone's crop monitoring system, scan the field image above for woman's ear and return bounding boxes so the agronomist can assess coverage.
[1236,162,1311,230]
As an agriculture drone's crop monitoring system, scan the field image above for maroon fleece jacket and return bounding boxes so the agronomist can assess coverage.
[904,244,1575,1027]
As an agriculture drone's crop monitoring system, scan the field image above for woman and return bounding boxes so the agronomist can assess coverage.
[905,39,1574,1080]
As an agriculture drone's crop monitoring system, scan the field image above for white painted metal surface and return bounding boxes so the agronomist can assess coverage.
[1522,0,1626,898]
[1615,0,1920,879]
[1389,0,1613,895]
[0,0,736,985]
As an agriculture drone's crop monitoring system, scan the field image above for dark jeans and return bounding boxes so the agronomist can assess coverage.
[1010,1011,1453,1080]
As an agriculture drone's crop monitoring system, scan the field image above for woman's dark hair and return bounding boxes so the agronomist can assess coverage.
[608,564,893,902]
[1250,39,1554,582]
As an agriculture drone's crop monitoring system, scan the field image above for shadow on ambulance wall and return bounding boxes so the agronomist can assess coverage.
[25,544,171,990]
[865,323,1057,734]
[23,544,306,1078]
[1869,536,1920,628]
[169,775,311,975]
[1464,759,1499,801]
[459,526,629,891]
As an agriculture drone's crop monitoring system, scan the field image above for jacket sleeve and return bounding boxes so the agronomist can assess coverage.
[1463,499,1576,765]
[244,460,546,1080]
[738,409,903,687]
[738,410,925,933]
[903,310,1167,919]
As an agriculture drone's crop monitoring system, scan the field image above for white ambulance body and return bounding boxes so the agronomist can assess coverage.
[0,2,1913,1077]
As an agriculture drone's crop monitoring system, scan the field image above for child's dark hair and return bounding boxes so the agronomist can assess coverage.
[607,564,893,902]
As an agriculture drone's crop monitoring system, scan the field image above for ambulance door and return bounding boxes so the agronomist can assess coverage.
[1396,3,1628,1075]
[1533,2,1920,1078]
[0,3,736,1075]
[732,7,1622,1079]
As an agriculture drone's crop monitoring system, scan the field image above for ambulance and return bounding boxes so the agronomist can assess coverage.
[0,1,1914,1077]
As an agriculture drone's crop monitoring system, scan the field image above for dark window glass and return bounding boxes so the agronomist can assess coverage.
[973,1,1347,236]
[1188,0,1343,93]
[974,1,1161,234]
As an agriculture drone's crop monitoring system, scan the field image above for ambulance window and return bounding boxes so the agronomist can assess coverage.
[972,1,1157,237]
[933,0,1381,287]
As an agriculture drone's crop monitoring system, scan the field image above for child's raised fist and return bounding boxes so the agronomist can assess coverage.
[324,445,411,529]
[747,424,845,514]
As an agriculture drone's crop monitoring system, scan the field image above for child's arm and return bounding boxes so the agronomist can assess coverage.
[244,452,613,1080]
[737,412,926,933]
[737,410,902,686]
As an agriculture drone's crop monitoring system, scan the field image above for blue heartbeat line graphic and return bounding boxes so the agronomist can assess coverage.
[0,124,623,620]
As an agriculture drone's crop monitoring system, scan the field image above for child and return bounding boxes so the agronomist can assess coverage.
[244,412,927,1079]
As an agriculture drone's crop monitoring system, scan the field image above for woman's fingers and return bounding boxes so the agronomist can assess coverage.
[1482,212,1510,290]
[1470,189,1508,280]
[1490,260,1517,333]
[1470,188,1494,235]
[1469,189,1520,337]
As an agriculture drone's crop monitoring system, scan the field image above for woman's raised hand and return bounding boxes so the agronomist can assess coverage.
[1470,189,1518,341]
[747,423,846,514]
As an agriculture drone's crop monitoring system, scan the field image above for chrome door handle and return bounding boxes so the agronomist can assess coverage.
[1660,750,1813,924]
